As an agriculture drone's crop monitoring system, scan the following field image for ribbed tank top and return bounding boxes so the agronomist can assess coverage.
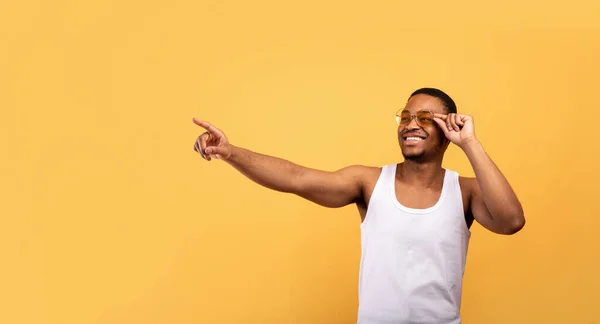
[357,164,471,324]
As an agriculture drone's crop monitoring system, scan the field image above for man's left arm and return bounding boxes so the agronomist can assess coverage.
[462,138,525,234]
[434,113,525,235]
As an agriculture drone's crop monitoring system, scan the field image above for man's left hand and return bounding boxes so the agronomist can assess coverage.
[433,113,477,148]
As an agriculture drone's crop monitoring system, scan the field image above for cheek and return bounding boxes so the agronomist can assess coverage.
[397,126,405,137]
[425,127,444,144]
[424,125,437,137]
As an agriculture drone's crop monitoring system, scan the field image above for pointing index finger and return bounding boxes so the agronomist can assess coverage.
[193,118,223,136]
[192,118,210,129]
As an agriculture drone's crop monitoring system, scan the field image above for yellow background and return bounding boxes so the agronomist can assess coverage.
[2,1,599,323]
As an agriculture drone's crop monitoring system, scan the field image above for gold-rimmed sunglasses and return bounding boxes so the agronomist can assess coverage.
[395,109,435,127]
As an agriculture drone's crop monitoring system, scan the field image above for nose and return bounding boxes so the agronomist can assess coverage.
[406,116,421,130]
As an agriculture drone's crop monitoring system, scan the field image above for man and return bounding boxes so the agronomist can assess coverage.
[192,87,525,323]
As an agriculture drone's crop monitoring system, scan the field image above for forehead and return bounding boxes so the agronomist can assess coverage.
[404,94,446,113]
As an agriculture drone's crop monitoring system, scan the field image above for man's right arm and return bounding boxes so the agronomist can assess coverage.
[225,145,366,208]
[192,118,366,208]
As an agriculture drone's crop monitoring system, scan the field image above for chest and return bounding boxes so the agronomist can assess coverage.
[364,184,468,245]
[394,181,443,209]
[393,180,471,216]
[358,170,473,228]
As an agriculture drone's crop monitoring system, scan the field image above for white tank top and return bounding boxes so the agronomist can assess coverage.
[357,164,471,324]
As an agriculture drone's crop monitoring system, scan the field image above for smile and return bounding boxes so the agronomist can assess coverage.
[403,136,426,141]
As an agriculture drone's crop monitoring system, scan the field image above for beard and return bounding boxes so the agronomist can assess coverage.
[398,135,429,163]
[398,134,448,163]
[402,150,428,163]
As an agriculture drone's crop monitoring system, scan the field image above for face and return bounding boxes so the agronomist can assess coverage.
[397,94,449,162]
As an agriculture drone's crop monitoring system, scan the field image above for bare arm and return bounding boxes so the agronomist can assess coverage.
[193,119,365,208]
[434,113,525,235]
[462,139,525,234]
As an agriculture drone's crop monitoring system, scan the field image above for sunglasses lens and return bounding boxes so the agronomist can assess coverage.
[398,111,412,125]
[417,111,434,125]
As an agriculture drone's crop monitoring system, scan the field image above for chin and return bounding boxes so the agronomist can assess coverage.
[403,155,426,163]
[402,151,427,162]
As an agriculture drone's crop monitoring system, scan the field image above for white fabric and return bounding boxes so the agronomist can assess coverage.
[357,164,471,324]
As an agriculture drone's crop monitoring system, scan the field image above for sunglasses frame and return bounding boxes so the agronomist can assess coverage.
[395,109,436,127]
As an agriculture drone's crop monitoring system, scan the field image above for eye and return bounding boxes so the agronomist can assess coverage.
[417,111,434,123]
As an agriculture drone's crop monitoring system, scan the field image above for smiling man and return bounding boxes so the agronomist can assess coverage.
[192,87,525,324]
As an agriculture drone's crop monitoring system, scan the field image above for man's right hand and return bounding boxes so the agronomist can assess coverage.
[191,117,375,209]
[193,118,232,161]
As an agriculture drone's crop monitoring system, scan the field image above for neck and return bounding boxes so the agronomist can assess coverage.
[398,158,445,188]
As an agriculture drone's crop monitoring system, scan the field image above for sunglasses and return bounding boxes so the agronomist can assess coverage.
[395,109,435,127]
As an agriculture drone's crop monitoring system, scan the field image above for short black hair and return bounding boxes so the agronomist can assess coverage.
[409,87,457,114]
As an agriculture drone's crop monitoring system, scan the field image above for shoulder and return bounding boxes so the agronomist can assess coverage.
[334,165,384,196]
[339,164,382,183]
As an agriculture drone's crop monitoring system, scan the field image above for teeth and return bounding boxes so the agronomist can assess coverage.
[406,137,423,141]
